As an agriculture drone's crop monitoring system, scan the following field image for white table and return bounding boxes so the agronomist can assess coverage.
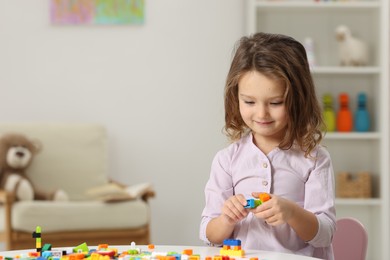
[0,245,322,260]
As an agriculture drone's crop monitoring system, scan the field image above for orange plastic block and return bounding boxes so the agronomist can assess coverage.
[28,252,40,257]
[66,254,84,260]
[182,249,193,255]
[158,257,176,260]
[259,193,270,202]
[98,244,108,250]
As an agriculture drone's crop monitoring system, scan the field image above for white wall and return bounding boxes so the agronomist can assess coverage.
[0,0,244,246]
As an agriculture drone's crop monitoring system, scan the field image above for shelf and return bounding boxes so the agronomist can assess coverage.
[248,0,389,258]
[254,1,380,9]
[310,66,380,75]
[324,132,380,140]
[336,198,381,206]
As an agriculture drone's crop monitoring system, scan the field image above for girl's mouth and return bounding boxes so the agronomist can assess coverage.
[255,120,273,125]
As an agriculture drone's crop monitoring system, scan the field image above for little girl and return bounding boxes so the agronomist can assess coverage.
[200,32,336,260]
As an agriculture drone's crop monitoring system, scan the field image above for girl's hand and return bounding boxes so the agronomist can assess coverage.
[250,192,296,226]
[221,194,249,225]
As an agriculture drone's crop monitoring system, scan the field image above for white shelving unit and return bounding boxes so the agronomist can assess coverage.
[245,0,389,259]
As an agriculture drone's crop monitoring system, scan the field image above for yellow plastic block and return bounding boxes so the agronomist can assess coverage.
[90,253,101,260]
[219,249,245,257]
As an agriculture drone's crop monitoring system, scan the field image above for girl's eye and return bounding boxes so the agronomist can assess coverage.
[270,101,283,105]
[244,101,255,105]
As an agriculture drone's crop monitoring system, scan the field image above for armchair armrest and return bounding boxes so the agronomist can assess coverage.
[0,190,6,203]
[0,190,15,204]
[0,189,15,249]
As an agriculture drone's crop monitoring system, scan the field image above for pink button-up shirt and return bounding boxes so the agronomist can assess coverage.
[200,134,336,260]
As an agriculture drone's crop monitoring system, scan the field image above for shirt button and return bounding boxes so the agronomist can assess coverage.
[262,163,268,168]
[262,180,268,186]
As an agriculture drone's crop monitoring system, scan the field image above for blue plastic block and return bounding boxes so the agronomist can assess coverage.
[223,239,241,246]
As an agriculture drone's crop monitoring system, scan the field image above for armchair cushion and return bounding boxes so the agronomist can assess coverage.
[12,200,149,232]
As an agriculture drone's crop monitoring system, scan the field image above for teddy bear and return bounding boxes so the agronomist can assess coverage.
[0,132,68,201]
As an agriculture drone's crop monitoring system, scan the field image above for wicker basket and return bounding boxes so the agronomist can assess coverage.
[337,172,372,198]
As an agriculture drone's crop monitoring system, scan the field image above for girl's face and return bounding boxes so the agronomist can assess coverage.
[238,71,288,145]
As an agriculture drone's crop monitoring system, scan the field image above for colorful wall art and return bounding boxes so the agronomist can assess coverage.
[50,0,144,25]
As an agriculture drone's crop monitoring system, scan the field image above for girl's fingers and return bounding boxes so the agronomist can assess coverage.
[236,194,249,206]
[228,204,245,220]
[252,192,260,197]
[222,195,248,221]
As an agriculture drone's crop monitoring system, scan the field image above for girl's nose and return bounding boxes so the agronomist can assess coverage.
[256,104,268,117]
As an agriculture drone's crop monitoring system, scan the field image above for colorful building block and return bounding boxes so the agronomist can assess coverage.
[220,239,245,257]
[32,226,42,255]
[73,242,89,254]
[244,199,261,209]
[1,229,256,260]
[244,193,271,208]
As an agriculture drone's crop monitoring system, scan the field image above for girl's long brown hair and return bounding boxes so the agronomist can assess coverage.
[224,32,323,157]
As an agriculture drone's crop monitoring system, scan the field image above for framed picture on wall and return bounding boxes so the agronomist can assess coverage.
[50,0,144,25]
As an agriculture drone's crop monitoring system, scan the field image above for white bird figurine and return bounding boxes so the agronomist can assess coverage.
[335,25,368,66]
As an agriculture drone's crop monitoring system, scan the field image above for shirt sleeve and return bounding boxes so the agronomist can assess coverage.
[305,146,337,247]
[199,149,234,245]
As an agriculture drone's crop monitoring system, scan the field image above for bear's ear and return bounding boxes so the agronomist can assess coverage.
[30,138,43,154]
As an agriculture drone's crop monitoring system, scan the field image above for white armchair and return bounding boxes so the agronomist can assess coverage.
[0,123,154,250]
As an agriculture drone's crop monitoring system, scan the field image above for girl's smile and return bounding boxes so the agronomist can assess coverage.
[255,120,274,125]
